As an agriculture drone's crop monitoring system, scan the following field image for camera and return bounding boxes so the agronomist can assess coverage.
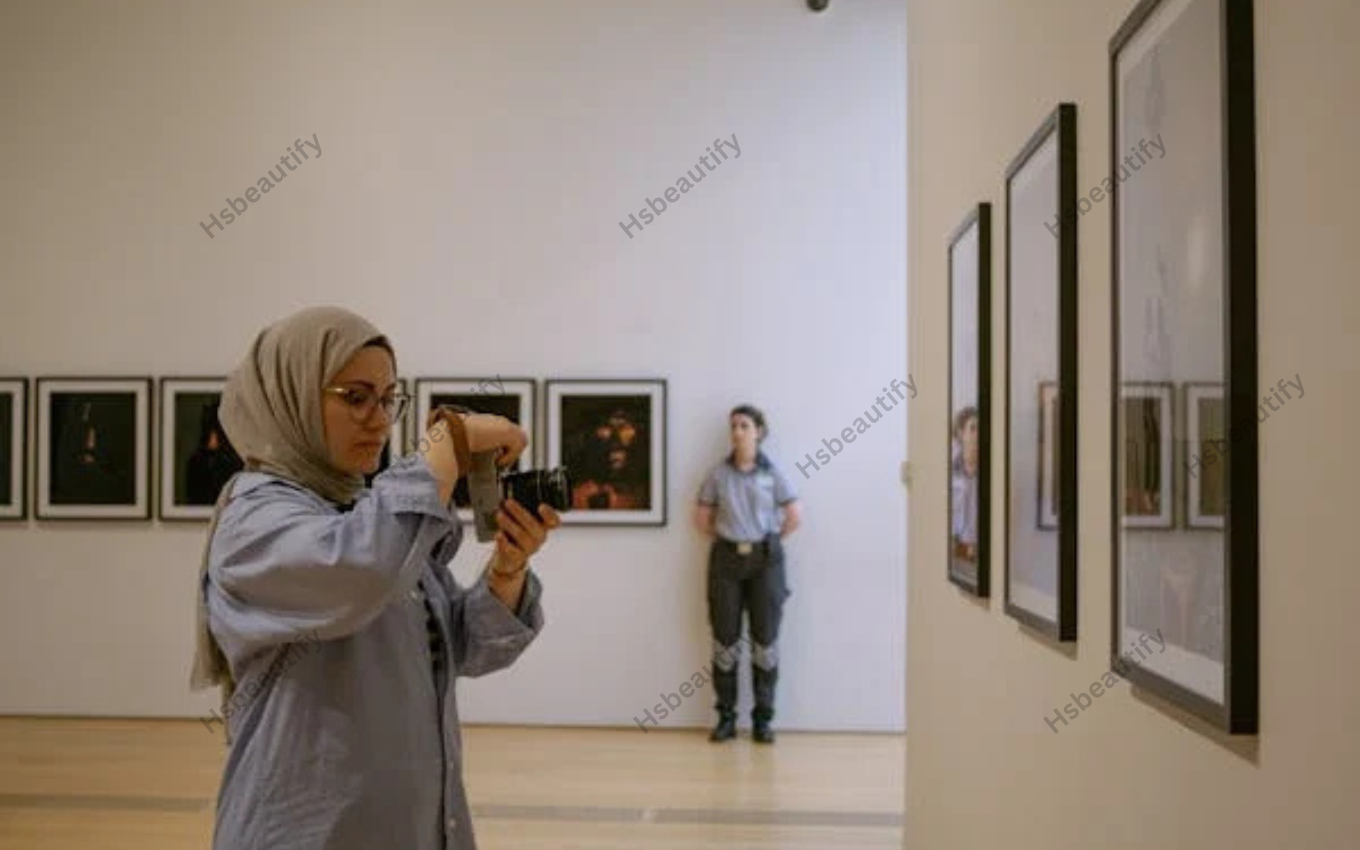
[467,451,572,542]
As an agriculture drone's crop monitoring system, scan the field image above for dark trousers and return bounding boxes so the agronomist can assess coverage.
[707,534,790,723]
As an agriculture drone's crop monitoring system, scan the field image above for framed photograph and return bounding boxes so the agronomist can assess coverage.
[947,203,991,597]
[545,379,666,526]
[1004,103,1078,642]
[414,377,536,518]
[36,378,152,520]
[1035,381,1060,531]
[1119,382,1174,529]
[364,378,412,488]
[0,378,28,521]
[1182,382,1225,529]
[158,378,245,521]
[1111,0,1258,733]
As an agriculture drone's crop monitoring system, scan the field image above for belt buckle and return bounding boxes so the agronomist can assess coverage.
[736,542,754,556]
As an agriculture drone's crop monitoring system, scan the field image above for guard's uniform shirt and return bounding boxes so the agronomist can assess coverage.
[698,452,798,543]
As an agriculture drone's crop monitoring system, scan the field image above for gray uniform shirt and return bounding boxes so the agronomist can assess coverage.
[202,456,544,850]
[951,456,978,546]
[697,452,798,542]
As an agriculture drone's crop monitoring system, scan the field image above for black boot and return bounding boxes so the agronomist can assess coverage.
[753,665,778,744]
[709,711,737,742]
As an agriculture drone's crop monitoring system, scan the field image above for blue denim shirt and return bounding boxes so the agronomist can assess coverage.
[202,456,544,850]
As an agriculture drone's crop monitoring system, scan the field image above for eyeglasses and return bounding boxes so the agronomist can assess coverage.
[323,386,411,423]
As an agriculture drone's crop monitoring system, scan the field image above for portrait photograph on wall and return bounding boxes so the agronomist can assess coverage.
[1120,382,1174,529]
[414,377,536,517]
[1183,382,1226,529]
[36,377,151,520]
[1111,0,1258,733]
[545,379,666,526]
[0,378,27,521]
[1003,102,1079,642]
[947,203,991,597]
[158,378,244,521]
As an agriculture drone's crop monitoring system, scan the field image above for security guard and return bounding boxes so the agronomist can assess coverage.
[695,404,802,743]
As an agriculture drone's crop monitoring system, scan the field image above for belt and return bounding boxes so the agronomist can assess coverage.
[717,535,775,557]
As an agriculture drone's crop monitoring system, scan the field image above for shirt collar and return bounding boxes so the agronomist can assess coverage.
[726,450,772,472]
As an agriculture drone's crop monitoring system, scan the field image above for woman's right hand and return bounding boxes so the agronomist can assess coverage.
[421,409,528,486]
[460,413,528,469]
[420,417,461,504]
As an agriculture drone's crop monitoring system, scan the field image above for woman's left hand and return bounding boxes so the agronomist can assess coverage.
[492,500,562,575]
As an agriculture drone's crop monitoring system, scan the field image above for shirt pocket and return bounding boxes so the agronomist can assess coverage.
[754,473,777,522]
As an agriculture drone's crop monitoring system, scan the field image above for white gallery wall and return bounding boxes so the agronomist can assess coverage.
[0,0,908,731]
[908,0,1360,847]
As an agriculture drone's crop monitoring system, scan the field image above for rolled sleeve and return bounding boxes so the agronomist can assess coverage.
[206,459,459,657]
[449,569,544,678]
[697,470,719,506]
[773,464,799,505]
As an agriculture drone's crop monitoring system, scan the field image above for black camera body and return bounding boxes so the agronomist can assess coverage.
[467,451,572,542]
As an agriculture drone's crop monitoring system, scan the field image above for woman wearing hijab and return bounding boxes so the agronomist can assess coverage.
[190,305,559,850]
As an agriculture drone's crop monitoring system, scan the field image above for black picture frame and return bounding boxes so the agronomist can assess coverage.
[947,203,991,597]
[1110,0,1258,734]
[413,377,538,520]
[35,377,153,521]
[545,378,667,527]
[0,378,28,522]
[157,377,244,521]
[1003,102,1079,642]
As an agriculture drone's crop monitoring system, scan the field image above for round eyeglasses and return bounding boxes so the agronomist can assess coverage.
[322,386,411,423]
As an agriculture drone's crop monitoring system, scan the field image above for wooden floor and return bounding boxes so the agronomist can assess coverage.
[0,718,904,849]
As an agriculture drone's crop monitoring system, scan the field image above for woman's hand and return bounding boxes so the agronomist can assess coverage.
[420,409,528,505]
[485,500,561,612]
[426,407,528,467]
[419,418,460,504]
[492,500,562,575]
[461,412,528,469]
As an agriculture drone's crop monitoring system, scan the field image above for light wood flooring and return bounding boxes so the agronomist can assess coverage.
[0,718,904,850]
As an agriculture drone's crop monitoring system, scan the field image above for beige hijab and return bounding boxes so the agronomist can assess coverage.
[189,305,395,706]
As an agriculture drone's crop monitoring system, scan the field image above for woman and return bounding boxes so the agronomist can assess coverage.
[190,305,560,850]
[694,404,801,744]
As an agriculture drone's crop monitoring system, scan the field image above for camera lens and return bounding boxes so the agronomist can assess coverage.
[500,467,573,514]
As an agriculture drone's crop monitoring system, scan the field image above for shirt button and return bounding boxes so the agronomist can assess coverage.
[409,589,421,601]
[447,818,458,830]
